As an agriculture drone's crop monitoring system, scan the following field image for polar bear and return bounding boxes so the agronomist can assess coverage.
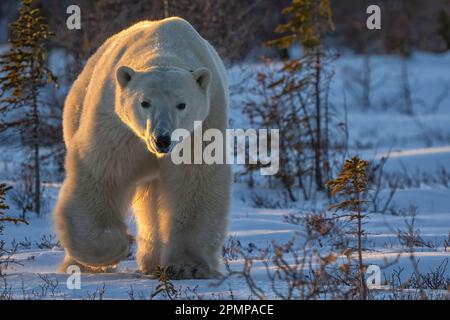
[54,17,232,279]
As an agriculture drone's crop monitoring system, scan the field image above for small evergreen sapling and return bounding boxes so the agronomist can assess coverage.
[327,156,369,299]
[1,183,27,275]
[151,266,177,299]
[0,183,27,229]
[0,0,57,216]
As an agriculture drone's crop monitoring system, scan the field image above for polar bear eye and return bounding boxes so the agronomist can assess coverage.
[141,101,151,108]
[176,103,186,110]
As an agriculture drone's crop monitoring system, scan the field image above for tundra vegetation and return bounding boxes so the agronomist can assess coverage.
[0,0,449,300]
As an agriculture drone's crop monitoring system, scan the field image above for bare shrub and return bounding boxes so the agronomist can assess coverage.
[1,183,27,275]
[365,156,398,214]
[241,57,345,201]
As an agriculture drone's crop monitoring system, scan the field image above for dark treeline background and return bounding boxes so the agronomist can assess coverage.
[1,0,449,64]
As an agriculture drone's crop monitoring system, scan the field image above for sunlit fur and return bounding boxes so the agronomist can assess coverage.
[55,17,231,278]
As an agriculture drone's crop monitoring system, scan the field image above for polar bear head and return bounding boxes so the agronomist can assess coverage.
[115,65,211,155]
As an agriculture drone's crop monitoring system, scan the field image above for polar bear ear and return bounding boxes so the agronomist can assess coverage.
[192,68,211,93]
[116,66,135,88]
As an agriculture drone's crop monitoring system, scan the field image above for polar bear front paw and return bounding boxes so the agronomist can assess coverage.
[66,227,131,267]
[164,263,221,280]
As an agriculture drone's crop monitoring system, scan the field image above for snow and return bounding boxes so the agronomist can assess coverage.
[1,52,449,299]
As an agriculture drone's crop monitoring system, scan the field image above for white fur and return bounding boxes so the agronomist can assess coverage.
[54,17,231,279]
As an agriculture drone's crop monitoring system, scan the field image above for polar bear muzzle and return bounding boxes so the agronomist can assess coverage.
[155,134,172,153]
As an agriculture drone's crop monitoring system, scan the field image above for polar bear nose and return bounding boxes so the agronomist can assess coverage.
[155,134,172,153]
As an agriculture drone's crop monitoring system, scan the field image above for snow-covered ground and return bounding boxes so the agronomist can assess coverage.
[0,52,449,299]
